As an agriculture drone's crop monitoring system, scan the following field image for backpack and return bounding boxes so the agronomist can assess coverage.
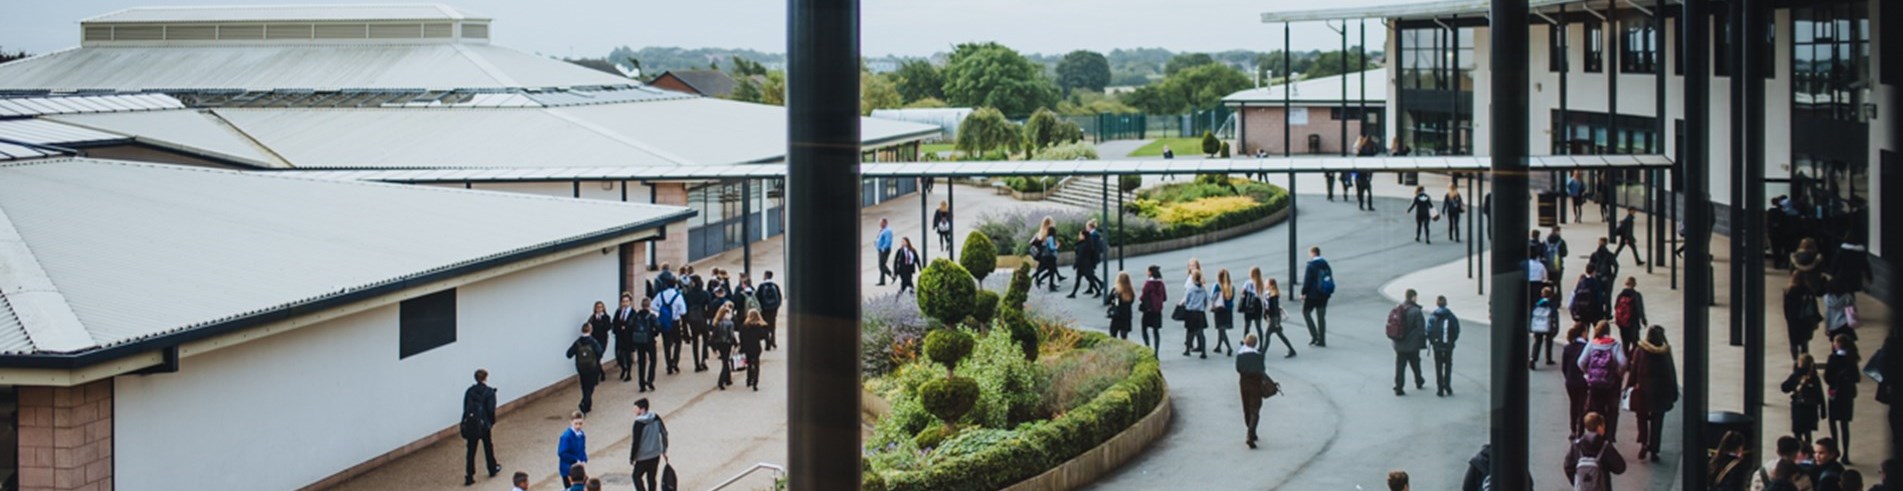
[459,386,491,439]
[1570,277,1599,320]
[1385,304,1409,340]
[1572,440,1611,491]
[656,291,678,332]
[1583,347,1619,389]
[1239,291,1262,316]
[713,321,736,346]
[1614,292,1636,327]
[574,339,601,374]
[1318,263,1337,295]
[631,315,654,344]
[1530,304,1556,334]
[744,292,762,314]
[757,283,782,310]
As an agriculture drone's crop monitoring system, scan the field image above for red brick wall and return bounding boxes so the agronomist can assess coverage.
[648,74,700,96]
[652,183,690,271]
[1238,106,1365,156]
[18,379,112,491]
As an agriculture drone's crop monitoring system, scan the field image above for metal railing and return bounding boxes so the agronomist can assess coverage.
[704,462,785,491]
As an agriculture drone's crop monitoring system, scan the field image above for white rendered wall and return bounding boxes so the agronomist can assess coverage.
[113,250,619,491]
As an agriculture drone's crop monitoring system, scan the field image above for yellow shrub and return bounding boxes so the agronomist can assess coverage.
[1156,196,1258,227]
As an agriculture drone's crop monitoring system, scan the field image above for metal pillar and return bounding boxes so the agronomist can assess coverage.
[1487,0,1531,488]
[1360,19,1368,141]
[1479,173,1488,295]
[1340,20,1349,156]
[1646,170,1655,274]
[1679,0,1713,487]
[1650,0,1665,275]
[1116,179,1124,270]
[1727,0,1746,343]
[947,178,955,258]
[1606,0,1619,158]
[919,177,928,261]
[744,178,754,277]
[1448,17,1461,154]
[1740,0,1768,461]
[1285,21,1297,288]
[1468,173,1476,278]
[1558,6,1569,156]
[1101,174,1110,300]
[786,0,862,486]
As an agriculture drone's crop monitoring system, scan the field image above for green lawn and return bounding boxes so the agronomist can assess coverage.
[1127,137,1211,158]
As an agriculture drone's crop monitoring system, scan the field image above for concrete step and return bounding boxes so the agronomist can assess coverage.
[1043,177,1134,209]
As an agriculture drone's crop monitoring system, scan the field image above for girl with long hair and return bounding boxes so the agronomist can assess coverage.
[1780,353,1826,445]
[1211,269,1236,356]
[1108,272,1135,340]
[1264,277,1295,358]
[1822,333,1861,464]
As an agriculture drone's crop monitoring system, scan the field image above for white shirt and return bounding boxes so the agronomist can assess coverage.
[1527,259,1547,283]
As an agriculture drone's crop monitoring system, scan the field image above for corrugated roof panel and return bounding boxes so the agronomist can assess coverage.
[0,142,56,160]
[0,157,686,354]
[49,110,283,167]
[0,292,29,355]
[0,93,185,117]
[210,108,680,169]
[84,5,482,24]
[0,44,625,92]
[0,119,125,145]
[560,98,938,166]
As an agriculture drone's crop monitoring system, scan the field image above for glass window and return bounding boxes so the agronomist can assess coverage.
[1620,17,1658,73]
[1792,1,1869,122]
[1550,23,1569,72]
[399,289,457,359]
[1584,22,1605,72]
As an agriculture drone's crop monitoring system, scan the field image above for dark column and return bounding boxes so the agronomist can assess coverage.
[1650,0,1665,276]
[744,178,754,277]
[1679,0,1713,488]
[1360,19,1369,140]
[1558,8,1569,156]
[786,0,862,487]
[1101,173,1110,296]
[1340,20,1349,156]
[1285,21,1297,288]
[1489,2,1531,490]
[1727,0,1745,345]
[947,178,955,258]
[1740,0,1767,460]
[1448,18,1461,154]
[1116,178,1124,270]
[1479,172,1488,295]
[919,176,928,260]
[1607,0,1619,159]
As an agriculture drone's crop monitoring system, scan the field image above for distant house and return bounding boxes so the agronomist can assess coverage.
[1222,68,1387,156]
[650,69,741,98]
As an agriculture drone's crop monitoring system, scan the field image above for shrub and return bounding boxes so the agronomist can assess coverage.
[958,231,997,284]
[862,471,889,491]
[1000,307,1039,362]
[1002,263,1033,311]
[965,328,1046,427]
[917,375,980,426]
[870,387,937,448]
[862,297,930,378]
[1200,130,1219,156]
[916,259,977,325]
[912,423,959,450]
[1154,196,1258,228]
[1118,174,1143,194]
[1041,342,1141,413]
[1002,176,1061,193]
[970,290,1001,326]
[1031,142,1097,161]
[933,427,1017,460]
[1219,140,1231,158]
[923,328,975,372]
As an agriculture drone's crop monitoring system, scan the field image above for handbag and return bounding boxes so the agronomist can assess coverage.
[1619,386,1634,412]
[1844,304,1860,328]
[732,353,749,370]
[661,463,678,491]
[1171,304,1188,322]
[1260,374,1281,399]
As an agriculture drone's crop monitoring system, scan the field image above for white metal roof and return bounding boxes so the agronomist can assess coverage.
[0,142,58,161]
[0,43,630,91]
[0,93,184,118]
[1261,0,1586,22]
[83,4,483,24]
[0,119,127,146]
[48,110,288,167]
[0,157,689,356]
[1223,69,1388,105]
[280,154,1675,183]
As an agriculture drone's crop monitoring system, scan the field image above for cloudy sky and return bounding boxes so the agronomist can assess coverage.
[1,0,1405,58]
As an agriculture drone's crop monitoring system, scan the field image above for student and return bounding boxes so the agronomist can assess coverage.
[1626,325,1678,461]
[655,278,687,375]
[612,294,637,382]
[1461,444,1534,491]
[1564,412,1628,490]
[1530,287,1560,368]
[875,218,893,286]
[1790,238,1826,292]
[1612,277,1647,357]
[1570,266,1604,327]
[1812,438,1847,491]
[1708,430,1749,491]
[1822,334,1861,465]
[1108,272,1135,340]
[1404,185,1436,244]
[894,237,920,295]
[586,478,603,491]
[629,398,671,491]
[1138,266,1167,356]
[565,463,587,491]
[1087,220,1109,303]
[1612,207,1645,265]
[711,303,737,390]
[1068,229,1099,298]
[1263,278,1295,358]
[740,310,769,391]
[932,201,953,252]
[557,412,587,488]
[1387,470,1410,491]
[1426,295,1460,397]
[1324,171,1337,201]
[1354,169,1375,211]
[1561,322,1591,437]
[566,323,605,414]
[510,471,529,491]
[1235,333,1268,448]
[1391,289,1428,396]
[1211,269,1237,356]
[756,271,783,350]
[587,301,615,380]
[1240,268,1266,342]
[1566,171,1586,222]
[1783,274,1822,360]
[1781,353,1827,445]
[461,369,501,486]
[1181,269,1211,358]
[1750,436,1814,491]
[1442,183,1465,242]
[1299,247,1333,347]
[1162,145,1174,159]
[684,276,711,373]
[1546,227,1570,282]
[632,297,658,392]
[1527,247,1550,315]
[1578,321,1627,441]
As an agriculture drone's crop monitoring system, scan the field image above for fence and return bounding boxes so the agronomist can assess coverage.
[1085,106,1236,142]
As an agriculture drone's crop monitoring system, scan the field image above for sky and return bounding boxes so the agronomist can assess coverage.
[0,0,1406,58]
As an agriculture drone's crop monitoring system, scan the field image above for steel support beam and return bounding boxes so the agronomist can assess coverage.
[785,0,862,487]
[744,178,754,278]
[947,178,955,259]
[1286,21,1297,288]
[1679,0,1714,487]
[1740,0,1768,461]
[1102,174,1111,304]
[920,177,928,261]
[1488,1,1532,490]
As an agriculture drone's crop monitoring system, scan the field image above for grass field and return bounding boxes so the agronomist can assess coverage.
[1127,137,1210,158]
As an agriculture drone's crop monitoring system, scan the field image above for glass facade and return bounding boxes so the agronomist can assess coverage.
[1584,22,1605,73]
[1792,1,1870,123]
[1552,110,1659,155]
[1620,17,1659,74]
[1399,26,1475,155]
[1789,0,1870,245]
[1549,23,1569,72]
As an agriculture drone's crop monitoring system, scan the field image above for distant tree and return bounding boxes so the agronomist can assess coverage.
[1054,50,1111,94]
[941,42,1058,119]
[1201,131,1220,157]
[730,57,768,77]
[904,97,949,109]
[1123,63,1251,114]
[1055,91,1137,115]
[1,47,32,64]
[1021,108,1062,151]
[1306,48,1373,79]
[1164,53,1217,76]
[730,77,763,103]
[955,108,1020,160]
[893,59,945,104]
[862,72,903,116]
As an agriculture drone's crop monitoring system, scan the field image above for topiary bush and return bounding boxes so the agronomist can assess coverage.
[1119,174,1143,194]
[923,328,975,373]
[916,259,977,326]
[1200,130,1219,156]
[958,231,997,284]
[1219,140,1231,158]
[1002,263,1033,311]
[911,423,959,450]
[970,290,1001,326]
[1000,306,1039,362]
[917,375,981,427]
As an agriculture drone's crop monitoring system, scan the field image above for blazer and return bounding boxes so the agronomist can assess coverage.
[1300,258,1331,298]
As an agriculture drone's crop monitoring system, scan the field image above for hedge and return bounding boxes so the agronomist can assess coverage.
[872,332,1166,491]
[977,180,1287,257]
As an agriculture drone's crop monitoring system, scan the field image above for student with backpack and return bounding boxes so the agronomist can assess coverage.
[1530,287,1561,369]
[655,279,686,375]
[1427,296,1460,397]
[1300,247,1335,347]
[1389,289,1428,396]
[628,297,658,392]
[1461,443,1534,491]
[756,271,783,351]
[710,303,738,390]
[1782,274,1822,360]
[1612,277,1647,356]
[1239,268,1266,342]
[461,369,501,486]
[566,323,606,414]
[1563,412,1627,491]
[684,276,712,373]
[1577,321,1628,441]
[1404,185,1436,244]
[1570,268,1604,327]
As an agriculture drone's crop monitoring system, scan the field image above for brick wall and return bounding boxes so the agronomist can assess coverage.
[1239,106,1365,156]
[18,379,112,491]
[652,182,690,271]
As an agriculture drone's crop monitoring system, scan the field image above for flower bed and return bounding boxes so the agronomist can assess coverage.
[975,176,1288,256]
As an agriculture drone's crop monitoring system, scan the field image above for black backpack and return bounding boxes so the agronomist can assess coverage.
[757,282,782,310]
[573,339,601,374]
[459,385,491,439]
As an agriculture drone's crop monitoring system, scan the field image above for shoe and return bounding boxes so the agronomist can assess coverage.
[876,282,885,286]
[1285,352,1297,358]
[1247,440,1257,449]
[1446,387,1453,396]
[1546,360,1556,366]
[1183,351,1191,357]
[1417,382,1426,390]
[489,466,502,478]
[1066,294,1077,298]
[1650,454,1661,463]
[1394,388,1405,396]
[1200,354,1208,359]
[465,476,475,486]
[1528,361,1537,370]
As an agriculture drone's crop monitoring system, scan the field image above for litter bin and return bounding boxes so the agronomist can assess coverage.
[1707,411,1753,453]
[1537,192,1560,227]
[1401,172,1419,186]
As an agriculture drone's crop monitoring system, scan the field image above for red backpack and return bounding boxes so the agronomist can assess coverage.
[1385,304,1408,340]
[1614,292,1636,327]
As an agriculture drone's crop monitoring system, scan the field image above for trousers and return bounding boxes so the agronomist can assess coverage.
[464,435,496,479]
[634,342,657,389]
[1302,299,1328,345]
[1394,351,1424,390]
[633,457,661,491]
[1432,348,1454,391]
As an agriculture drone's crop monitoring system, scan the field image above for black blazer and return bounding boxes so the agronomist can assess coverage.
[612,307,637,346]
[462,383,497,436]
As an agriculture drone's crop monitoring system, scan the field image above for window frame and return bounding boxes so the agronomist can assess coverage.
[1549,22,1569,72]
[399,289,458,359]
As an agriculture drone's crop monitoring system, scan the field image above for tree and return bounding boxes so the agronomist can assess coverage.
[1021,108,1063,151]
[759,71,786,106]
[1201,130,1220,157]
[730,56,768,77]
[941,42,1059,119]
[1054,50,1111,94]
[954,108,1020,160]
[1306,48,1373,79]
[893,59,945,104]
[1164,53,1217,75]
[904,97,949,109]
[1055,90,1137,115]
[862,71,902,116]
[730,78,763,103]
[1123,63,1252,114]
[959,231,998,284]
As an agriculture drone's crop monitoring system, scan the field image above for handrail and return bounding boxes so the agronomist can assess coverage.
[704,462,786,491]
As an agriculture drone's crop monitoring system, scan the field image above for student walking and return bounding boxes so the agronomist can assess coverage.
[1069,229,1100,298]
[1390,289,1428,396]
[557,412,587,488]
[1442,183,1465,242]
[1404,185,1436,244]
[628,398,670,491]
[756,271,782,351]
[1240,268,1266,342]
[1530,287,1560,368]
[611,295,636,382]
[1263,278,1295,358]
[1626,325,1678,461]
[1299,247,1334,347]
[1782,274,1822,360]
[461,369,501,486]
[875,218,894,286]
[1708,431,1750,491]
[740,310,769,391]
[655,279,686,375]
[1612,208,1645,265]
[1564,412,1628,490]
[1138,266,1167,356]
[684,276,711,373]
[1211,269,1237,356]
[711,303,737,390]
[1781,353,1826,444]
[1612,277,1647,357]
[1180,269,1210,358]
[1545,227,1570,281]
[631,298,658,392]
[1426,296,1460,396]
[894,237,920,295]
[1324,171,1337,201]
[1355,170,1375,211]
[1566,171,1586,223]
[1235,333,1270,448]
[566,323,605,414]
[1790,238,1826,292]
[1823,334,1861,464]
[932,201,953,252]
[1562,323,1591,437]
[1108,272,1135,340]
[587,302,614,380]
[1579,321,1628,441]
[1526,252,1550,315]
[1570,267,1606,328]
[1031,217,1065,290]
